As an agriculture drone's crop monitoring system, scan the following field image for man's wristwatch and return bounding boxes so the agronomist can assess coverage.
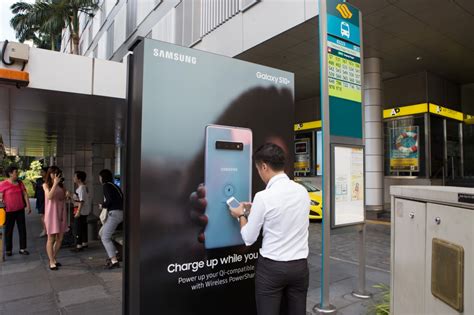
[239,208,250,221]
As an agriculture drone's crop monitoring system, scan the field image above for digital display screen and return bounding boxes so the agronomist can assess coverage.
[295,142,308,154]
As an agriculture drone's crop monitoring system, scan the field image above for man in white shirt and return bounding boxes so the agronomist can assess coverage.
[230,143,310,315]
[71,171,91,252]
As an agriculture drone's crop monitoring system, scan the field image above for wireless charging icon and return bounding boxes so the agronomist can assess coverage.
[224,184,235,197]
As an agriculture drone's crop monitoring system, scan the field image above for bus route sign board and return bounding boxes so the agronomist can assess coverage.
[326,0,362,139]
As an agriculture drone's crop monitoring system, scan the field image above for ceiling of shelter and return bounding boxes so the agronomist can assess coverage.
[237,0,474,101]
[0,87,125,157]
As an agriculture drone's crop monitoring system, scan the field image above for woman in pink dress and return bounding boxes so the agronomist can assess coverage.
[43,166,68,270]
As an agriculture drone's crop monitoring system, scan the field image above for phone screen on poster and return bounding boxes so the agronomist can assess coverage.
[332,145,365,227]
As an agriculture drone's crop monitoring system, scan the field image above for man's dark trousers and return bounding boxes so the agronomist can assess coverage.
[255,256,309,315]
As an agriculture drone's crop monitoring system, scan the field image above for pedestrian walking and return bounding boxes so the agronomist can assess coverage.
[98,169,123,269]
[0,165,32,256]
[43,166,68,270]
[229,143,310,315]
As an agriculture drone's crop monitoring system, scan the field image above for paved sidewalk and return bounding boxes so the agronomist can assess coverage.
[0,208,122,315]
[1,203,390,315]
[305,221,391,314]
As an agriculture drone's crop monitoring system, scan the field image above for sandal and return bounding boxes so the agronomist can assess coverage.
[19,249,30,255]
[49,264,58,271]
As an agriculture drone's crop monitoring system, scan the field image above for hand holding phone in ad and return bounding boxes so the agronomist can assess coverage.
[190,184,208,243]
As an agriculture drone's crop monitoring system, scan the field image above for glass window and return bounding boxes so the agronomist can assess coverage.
[384,116,426,177]
[463,124,474,177]
[107,21,115,59]
[430,116,444,178]
[446,120,461,179]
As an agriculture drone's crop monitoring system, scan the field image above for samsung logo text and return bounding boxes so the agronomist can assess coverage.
[221,167,238,172]
[153,49,197,65]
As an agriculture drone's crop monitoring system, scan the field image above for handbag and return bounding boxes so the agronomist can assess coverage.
[100,207,108,224]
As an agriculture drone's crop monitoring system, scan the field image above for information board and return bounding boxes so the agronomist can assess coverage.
[332,145,365,227]
[327,35,361,103]
[326,1,363,139]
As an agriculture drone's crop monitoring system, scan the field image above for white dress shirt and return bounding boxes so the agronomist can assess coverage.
[241,173,310,261]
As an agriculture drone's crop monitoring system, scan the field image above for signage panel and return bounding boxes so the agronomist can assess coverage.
[326,1,363,139]
[429,104,464,121]
[332,145,365,227]
[383,103,429,119]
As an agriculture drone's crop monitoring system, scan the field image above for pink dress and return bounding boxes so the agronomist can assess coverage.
[44,186,68,235]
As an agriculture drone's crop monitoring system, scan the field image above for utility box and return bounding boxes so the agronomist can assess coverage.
[391,186,474,315]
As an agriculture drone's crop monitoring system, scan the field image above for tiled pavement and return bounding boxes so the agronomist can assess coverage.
[305,221,391,314]
[1,201,390,315]
[0,202,122,315]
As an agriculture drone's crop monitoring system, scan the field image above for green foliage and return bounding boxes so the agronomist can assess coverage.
[10,0,99,53]
[19,160,43,182]
[369,284,390,315]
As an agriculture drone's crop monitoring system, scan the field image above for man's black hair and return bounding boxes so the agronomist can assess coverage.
[5,165,18,177]
[99,169,114,183]
[75,171,87,182]
[253,143,286,171]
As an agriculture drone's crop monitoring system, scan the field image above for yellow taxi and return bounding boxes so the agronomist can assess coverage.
[296,180,322,220]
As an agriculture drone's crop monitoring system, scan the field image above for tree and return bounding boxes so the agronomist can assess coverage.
[10,0,99,54]
[10,1,63,51]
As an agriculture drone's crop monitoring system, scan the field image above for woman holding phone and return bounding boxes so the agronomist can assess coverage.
[43,166,68,270]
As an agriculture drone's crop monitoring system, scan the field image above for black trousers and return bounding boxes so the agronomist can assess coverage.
[74,215,88,245]
[255,256,309,315]
[5,209,27,252]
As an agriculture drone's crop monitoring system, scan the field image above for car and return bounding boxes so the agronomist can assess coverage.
[296,180,322,220]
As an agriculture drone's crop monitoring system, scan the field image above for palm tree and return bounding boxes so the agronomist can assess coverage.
[10,1,58,50]
[10,0,99,55]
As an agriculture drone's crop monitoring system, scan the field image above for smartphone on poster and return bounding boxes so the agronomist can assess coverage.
[204,125,252,249]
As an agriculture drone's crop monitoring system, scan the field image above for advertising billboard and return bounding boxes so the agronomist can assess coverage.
[125,39,294,315]
[390,126,419,172]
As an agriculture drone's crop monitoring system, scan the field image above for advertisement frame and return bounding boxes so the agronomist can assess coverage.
[389,125,420,172]
[330,143,365,229]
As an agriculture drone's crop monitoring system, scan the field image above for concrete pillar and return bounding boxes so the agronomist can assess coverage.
[364,58,384,215]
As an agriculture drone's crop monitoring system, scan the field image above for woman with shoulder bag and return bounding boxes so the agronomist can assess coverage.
[0,165,32,256]
[98,169,123,269]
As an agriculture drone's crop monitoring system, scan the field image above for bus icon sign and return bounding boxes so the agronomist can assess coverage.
[341,22,350,38]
